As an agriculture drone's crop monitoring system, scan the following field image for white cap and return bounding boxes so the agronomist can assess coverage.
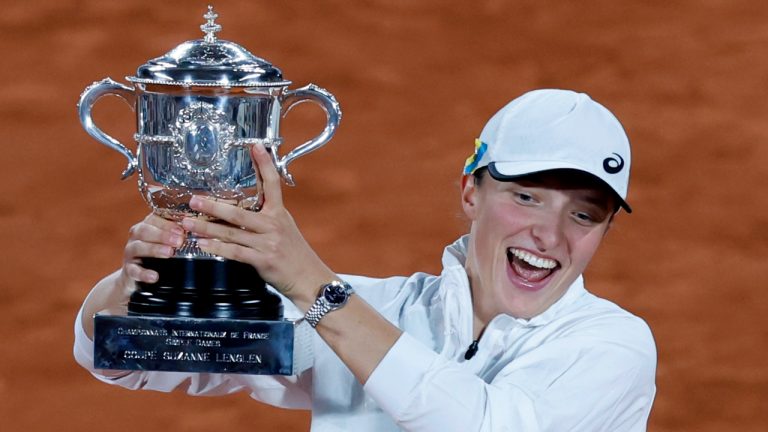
[464,89,632,213]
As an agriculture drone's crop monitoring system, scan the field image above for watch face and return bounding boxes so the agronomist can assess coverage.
[324,283,349,305]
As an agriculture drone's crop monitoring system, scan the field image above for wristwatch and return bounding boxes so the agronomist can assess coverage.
[304,280,354,328]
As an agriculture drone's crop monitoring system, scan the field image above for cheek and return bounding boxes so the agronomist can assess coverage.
[568,230,607,270]
[470,210,505,260]
[478,200,524,230]
[474,208,516,253]
[472,207,527,272]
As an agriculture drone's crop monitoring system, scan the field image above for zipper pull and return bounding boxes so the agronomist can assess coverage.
[464,339,479,360]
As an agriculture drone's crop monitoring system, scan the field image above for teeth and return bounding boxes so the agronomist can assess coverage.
[509,248,558,269]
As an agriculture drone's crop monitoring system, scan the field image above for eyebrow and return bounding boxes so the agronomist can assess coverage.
[576,192,614,211]
[508,177,615,210]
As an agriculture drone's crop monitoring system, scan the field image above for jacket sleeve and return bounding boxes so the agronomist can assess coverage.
[363,317,656,432]
[73,305,312,410]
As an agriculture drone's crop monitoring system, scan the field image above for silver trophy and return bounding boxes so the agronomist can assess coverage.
[79,6,339,375]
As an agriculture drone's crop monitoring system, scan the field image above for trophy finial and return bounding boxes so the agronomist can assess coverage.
[201,5,222,43]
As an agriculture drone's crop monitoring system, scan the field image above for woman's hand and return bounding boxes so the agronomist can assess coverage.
[118,214,185,289]
[180,143,335,310]
[178,144,401,386]
[80,214,184,339]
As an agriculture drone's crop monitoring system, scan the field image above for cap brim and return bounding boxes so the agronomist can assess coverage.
[487,162,632,214]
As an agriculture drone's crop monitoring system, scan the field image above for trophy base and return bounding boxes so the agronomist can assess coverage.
[130,257,283,320]
[94,311,312,375]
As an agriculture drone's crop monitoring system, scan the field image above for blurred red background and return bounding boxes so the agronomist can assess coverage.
[1,0,766,430]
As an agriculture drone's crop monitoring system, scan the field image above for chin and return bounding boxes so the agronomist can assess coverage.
[500,275,572,319]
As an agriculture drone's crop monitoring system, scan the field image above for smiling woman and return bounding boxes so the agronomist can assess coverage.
[463,168,617,321]
[74,89,656,431]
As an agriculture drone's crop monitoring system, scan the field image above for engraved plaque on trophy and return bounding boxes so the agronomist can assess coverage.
[78,6,340,374]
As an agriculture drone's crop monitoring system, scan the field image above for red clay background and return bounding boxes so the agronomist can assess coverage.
[1,1,766,430]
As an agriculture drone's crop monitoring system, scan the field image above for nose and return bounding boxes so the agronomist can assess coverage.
[530,212,565,252]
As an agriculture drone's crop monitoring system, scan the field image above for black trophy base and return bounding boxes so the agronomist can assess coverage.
[129,257,283,320]
[94,256,306,375]
[94,312,311,375]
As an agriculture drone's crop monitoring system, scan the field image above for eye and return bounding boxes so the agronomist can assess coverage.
[572,209,609,226]
[572,211,595,224]
[514,191,537,205]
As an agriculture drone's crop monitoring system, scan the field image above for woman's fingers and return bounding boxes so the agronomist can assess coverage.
[186,196,275,235]
[183,144,285,233]
[123,262,159,284]
[121,213,185,284]
[129,214,185,247]
[124,238,175,261]
[193,238,259,266]
[180,215,261,248]
[144,213,180,230]
[250,143,284,210]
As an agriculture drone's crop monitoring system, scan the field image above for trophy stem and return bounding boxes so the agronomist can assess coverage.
[174,232,217,259]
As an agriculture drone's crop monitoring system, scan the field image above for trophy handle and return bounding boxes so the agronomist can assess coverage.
[277,83,342,186]
[78,78,138,179]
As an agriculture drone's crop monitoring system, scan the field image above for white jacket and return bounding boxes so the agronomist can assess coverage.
[74,236,656,431]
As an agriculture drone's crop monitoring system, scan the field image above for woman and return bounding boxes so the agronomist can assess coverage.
[75,89,656,431]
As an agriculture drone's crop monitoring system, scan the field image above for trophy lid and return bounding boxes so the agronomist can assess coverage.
[127,6,291,88]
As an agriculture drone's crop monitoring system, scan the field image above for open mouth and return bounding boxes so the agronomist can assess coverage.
[507,248,559,283]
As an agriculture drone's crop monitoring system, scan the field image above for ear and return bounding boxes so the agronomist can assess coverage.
[461,174,479,220]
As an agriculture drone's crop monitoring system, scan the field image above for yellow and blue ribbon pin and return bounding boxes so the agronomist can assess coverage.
[463,138,488,175]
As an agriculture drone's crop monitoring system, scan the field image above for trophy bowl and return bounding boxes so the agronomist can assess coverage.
[78,6,338,375]
[79,7,340,221]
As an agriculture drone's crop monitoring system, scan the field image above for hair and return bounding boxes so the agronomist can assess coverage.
[472,167,489,187]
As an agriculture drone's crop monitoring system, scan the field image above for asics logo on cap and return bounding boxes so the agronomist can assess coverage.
[603,153,625,174]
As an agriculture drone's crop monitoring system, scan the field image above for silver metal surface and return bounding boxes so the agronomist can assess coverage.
[78,6,342,257]
[278,84,341,186]
[127,5,289,88]
[201,5,221,44]
[78,78,137,179]
[174,233,221,259]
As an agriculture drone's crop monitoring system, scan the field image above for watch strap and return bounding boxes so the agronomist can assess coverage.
[304,280,353,328]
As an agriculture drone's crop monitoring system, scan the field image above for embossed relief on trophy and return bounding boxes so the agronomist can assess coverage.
[184,118,219,167]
